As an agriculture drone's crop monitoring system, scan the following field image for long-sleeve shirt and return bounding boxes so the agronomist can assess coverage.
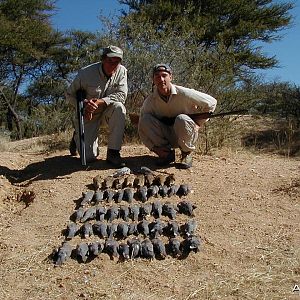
[66,62,128,109]
[140,83,217,120]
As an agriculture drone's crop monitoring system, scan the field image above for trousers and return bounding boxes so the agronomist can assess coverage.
[138,113,199,153]
[74,101,126,162]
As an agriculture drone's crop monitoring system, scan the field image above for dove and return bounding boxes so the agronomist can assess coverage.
[117,222,129,239]
[133,174,145,187]
[144,174,155,186]
[104,189,116,203]
[147,185,160,198]
[168,184,180,197]
[81,222,93,238]
[153,174,167,186]
[177,184,191,197]
[118,243,130,260]
[94,190,104,204]
[152,200,163,218]
[119,205,130,221]
[181,236,201,254]
[92,222,108,238]
[76,242,89,263]
[105,239,119,260]
[177,200,197,216]
[162,202,178,219]
[136,185,148,203]
[165,173,175,186]
[149,219,165,238]
[152,238,167,259]
[96,206,107,221]
[107,206,119,222]
[140,203,152,219]
[138,219,150,237]
[71,207,85,223]
[167,220,180,237]
[66,222,79,239]
[102,176,114,189]
[54,242,73,266]
[114,189,124,203]
[184,219,197,237]
[112,167,131,177]
[130,204,140,222]
[139,166,153,175]
[123,187,134,203]
[127,238,141,259]
[89,241,104,256]
[159,185,169,197]
[124,174,136,187]
[81,206,97,223]
[80,190,95,206]
[141,239,155,259]
[168,238,181,257]
[107,223,118,239]
[128,222,138,235]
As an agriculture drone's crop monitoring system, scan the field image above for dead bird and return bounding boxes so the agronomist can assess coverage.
[102,176,114,189]
[114,189,124,203]
[181,236,201,254]
[133,174,145,187]
[105,239,119,260]
[162,202,178,219]
[153,174,168,186]
[94,190,104,204]
[136,185,148,203]
[117,222,129,239]
[76,242,89,263]
[80,190,95,206]
[124,174,136,187]
[152,200,163,218]
[107,206,119,222]
[168,238,182,258]
[147,185,160,198]
[104,189,116,203]
[92,222,108,238]
[165,173,175,186]
[81,206,97,223]
[71,207,85,223]
[177,184,191,197]
[128,222,138,235]
[93,174,103,189]
[138,166,153,175]
[112,167,131,178]
[119,205,130,221]
[130,204,140,222]
[81,222,93,238]
[66,222,79,239]
[123,187,134,203]
[144,173,155,186]
[96,206,107,221]
[183,219,197,237]
[54,242,73,266]
[107,223,118,239]
[127,238,141,259]
[166,220,180,237]
[177,200,197,216]
[159,185,169,197]
[168,184,180,197]
[152,238,167,259]
[89,241,104,256]
[141,239,155,259]
[140,203,152,219]
[118,243,130,260]
[149,219,165,238]
[137,219,150,237]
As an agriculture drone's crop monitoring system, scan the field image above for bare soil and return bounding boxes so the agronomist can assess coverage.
[0,140,299,300]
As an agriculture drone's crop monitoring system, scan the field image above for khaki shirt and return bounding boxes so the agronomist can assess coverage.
[66,62,128,109]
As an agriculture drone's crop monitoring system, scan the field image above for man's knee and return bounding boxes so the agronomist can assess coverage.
[110,101,126,115]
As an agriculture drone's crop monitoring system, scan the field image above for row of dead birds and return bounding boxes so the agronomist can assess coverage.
[66,218,197,240]
[78,183,191,207]
[72,200,197,224]
[54,235,201,265]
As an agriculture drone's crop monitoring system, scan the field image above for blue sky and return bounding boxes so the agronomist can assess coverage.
[51,0,300,86]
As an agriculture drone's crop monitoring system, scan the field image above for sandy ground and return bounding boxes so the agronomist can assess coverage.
[0,142,299,300]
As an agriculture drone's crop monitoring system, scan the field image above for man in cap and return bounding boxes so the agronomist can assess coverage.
[66,45,128,167]
[138,64,217,169]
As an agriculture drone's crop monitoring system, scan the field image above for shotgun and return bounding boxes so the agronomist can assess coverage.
[76,89,86,166]
[129,109,247,126]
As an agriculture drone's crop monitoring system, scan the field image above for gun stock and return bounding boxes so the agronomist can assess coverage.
[76,89,86,166]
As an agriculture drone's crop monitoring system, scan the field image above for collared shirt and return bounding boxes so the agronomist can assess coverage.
[66,62,128,107]
[140,83,217,120]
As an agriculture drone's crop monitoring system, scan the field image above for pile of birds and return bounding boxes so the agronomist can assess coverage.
[53,166,201,265]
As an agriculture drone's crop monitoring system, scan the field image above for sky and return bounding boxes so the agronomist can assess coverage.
[51,0,300,86]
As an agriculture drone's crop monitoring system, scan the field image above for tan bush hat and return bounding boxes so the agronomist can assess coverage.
[102,45,123,60]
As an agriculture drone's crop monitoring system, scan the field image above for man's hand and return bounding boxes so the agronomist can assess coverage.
[84,98,107,121]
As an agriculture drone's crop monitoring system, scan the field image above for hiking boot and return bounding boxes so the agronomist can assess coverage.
[106,149,126,168]
[69,133,77,156]
[156,149,176,166]
[179,151,193,169]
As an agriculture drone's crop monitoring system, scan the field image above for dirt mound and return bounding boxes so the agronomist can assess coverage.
[0,144,299,300]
